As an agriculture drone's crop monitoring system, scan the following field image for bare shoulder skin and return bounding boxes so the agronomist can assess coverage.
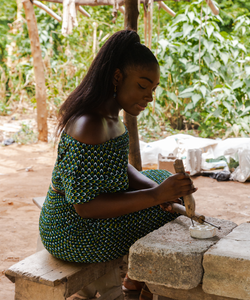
[65,114,125,145]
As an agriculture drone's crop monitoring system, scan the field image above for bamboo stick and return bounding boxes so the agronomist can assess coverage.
[92,22,97,57]
[205,0,219,15]
[42,0,171,6]
[118,6,125,14]
[123,0,142,171]
[148,0,153,50]
[22,0,48,142]
[78,5,91,17]
[159,1,175,17]
[33,0,62,21]
[143,3,148,46]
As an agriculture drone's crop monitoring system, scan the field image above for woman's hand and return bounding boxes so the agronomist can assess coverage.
[154,173,197,205]
[160,198,182,213]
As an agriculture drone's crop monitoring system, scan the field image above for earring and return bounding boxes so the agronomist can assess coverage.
[113,86,117,98]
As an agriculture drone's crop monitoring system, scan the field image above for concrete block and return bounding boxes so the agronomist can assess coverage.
[128,216,236,290]
[203,222,250,300]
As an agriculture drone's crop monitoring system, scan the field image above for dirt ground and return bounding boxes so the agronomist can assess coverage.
[0,119,250,300]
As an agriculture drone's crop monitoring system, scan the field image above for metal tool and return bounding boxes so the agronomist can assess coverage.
[171,159,221,230]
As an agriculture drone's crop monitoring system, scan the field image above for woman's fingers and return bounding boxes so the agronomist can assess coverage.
[157,173,198,203]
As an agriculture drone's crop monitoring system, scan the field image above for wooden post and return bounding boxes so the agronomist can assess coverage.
[22,0,48,142]
[124,0,142,171]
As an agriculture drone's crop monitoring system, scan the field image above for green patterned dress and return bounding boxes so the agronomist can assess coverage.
[39,128,179,263]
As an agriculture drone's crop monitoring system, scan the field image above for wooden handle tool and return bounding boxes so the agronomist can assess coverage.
[173,159,196,219]
[171,203,205,224]
[171,159,220,228]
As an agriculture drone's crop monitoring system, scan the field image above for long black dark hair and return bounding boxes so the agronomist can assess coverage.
[57,29,158,134]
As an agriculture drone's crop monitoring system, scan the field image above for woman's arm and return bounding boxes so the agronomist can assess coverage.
[127,163,158,190]
[74,172,197,219]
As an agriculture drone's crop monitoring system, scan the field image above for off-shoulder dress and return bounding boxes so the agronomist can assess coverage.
[39,128,179,263]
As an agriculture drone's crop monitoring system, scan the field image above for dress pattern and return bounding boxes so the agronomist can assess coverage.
[39,128,179,263]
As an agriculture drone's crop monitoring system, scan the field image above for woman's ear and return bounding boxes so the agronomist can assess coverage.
[113,68,123,86]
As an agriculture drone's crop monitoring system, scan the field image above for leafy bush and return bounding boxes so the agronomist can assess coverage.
[156,0,250,138]
[1,0,250,140]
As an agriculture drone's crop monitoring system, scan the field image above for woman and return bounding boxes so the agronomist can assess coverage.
[39,29,197,300]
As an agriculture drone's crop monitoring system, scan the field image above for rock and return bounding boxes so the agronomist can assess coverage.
[2,138,15,146]
[203,223,250,300]
[128,216,237,290]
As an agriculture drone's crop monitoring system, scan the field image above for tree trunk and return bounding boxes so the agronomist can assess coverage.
[23,0,48,142]
[123,0,142,171]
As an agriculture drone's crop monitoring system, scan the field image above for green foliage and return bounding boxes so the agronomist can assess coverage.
[156,0,250,138]
[0,0,17,69]
[1,0,250,141]
[12,122,38,144]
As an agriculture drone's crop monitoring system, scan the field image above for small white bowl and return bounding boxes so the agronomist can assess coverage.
[189,224,216,239]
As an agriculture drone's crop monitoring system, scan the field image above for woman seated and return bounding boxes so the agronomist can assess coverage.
[39,29,196,300]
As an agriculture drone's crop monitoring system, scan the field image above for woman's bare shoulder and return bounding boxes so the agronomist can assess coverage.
[65,114,108,145]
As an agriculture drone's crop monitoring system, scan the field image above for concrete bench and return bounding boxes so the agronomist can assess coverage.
[5,249,124,300]
[128,215,246,300]
[5,196,125,300]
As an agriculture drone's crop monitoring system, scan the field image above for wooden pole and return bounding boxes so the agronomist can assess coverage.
[22,0,48,142]
[33,0,62,21]
[42,0,170,6]
[123,0,142,171]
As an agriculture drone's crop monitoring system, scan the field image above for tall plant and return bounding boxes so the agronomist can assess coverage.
[157,0,250,138]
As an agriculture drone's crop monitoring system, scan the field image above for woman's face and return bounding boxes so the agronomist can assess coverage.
[115,63,160,116]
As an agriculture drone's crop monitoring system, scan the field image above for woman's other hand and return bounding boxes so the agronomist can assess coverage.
[160,198,182,213]
[155,173,197,205]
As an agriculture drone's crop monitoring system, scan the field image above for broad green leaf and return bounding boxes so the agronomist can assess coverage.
[203,40,214,53]
[178,92,194,98]
[238,44,247,53]
[223,101,232,113]
[220,53,230,65]
[179,87,195,95]
[239,106,250,117]
[213,108,223,118]
[200,74,209,82]
[214,84,224,89]
[211,88,223,94]
[194,49,205,62]
[222,88,232,96]
[206,25,214,39]
[232,40,239,47]
[167,91,178,103]
[231,49,239,60]
[184,102,194,113]
[172,14,188,26]
[187,11,195,24]
[166,56,174,69]
[200,86,207,98]
[213,31,224,43]
[232,80,243,90]
[185,65,199,74]
[245,67,250,76]
[232,124,240,137]
[241,122,250,132]
[210,61,221,72]
[179,58,188,65]
[159,39,169,53]
[192,94,202,106]
[156,86,163,99]
[183,24,194,38]
[203,56,211,66]
[205,97,216,107]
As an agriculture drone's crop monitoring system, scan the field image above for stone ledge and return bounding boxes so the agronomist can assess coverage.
[128,216,236,290]
[203,223,250,300]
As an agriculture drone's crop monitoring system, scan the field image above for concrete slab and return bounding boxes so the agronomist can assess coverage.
[147,283,239,300]
[128,216,236,290]
[203,222,250,300]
